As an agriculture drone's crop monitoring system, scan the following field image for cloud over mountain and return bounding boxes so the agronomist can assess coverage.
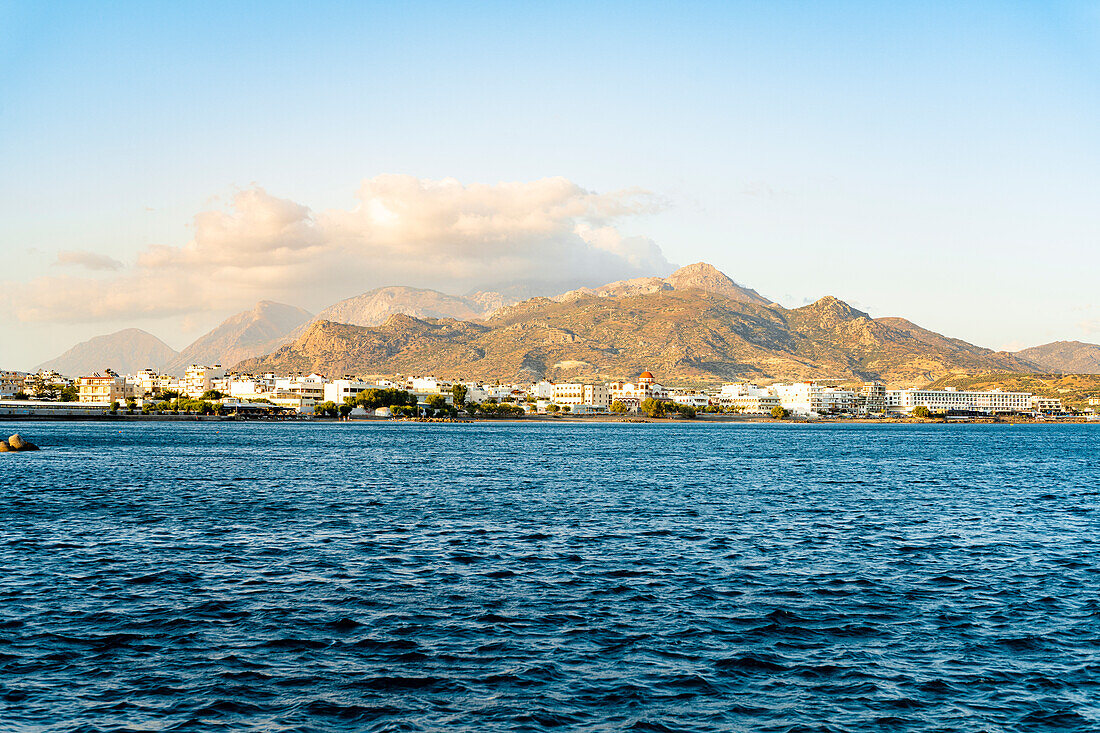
[7,176,674,323]
[54,250,124,271]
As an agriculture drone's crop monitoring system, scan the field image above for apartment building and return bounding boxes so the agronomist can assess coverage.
[182,365,226,398]
[886,387,1031,414]
[552,383,611,409]
[77,372,132,404]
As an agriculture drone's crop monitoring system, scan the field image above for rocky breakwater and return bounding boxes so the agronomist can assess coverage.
[0,434,40,452]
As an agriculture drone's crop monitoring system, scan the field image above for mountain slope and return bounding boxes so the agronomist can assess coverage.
[163,301,312,375]
[314,286,489,328]
[37,329,178,376]
[234,268,1038,386]
[1015,341,1100,374]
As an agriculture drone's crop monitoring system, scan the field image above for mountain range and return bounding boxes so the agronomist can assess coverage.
[31,263,1100,384]
[36,328,178,377]
[235,264,1045,386]
[1015,341,1100,375]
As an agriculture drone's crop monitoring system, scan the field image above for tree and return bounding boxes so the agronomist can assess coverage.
[110,400,120,414]
[610,400,627,414]
[547,403,560,413]
[451,384,468,406]
[338,403,353,418]
[60,385,78,402]
[13,391,29,401]
[912,405,932,419]
[426,394,448,410]
[314,401,338,417]
[771,405,788,419]
[640,398,666,418]
[201,389,223,400]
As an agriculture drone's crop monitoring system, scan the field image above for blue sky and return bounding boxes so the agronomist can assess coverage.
[2,1,1098,369]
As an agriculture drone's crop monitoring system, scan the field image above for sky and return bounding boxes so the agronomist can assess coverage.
[2,1,1098,369]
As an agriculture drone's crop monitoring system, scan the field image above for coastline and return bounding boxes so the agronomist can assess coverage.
[1,413,1094,425]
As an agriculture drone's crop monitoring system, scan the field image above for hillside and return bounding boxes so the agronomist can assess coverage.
[1015,341,1100,374]
[313,286,490,327]
[234,265,1039,386]
[37,329,178,376]
[163,301,312,375]
[924,373,1100,410]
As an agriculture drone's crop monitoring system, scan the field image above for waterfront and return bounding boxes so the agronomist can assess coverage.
[2,422,1098,732]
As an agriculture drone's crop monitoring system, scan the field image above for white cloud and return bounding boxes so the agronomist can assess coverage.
[6,176,675,323]
[54,250,124,271]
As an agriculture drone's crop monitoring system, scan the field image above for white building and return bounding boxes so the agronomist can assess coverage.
[182,365,227,398]
[715,383,780,413]
[274,374,327,404]
[816,387,857,414]
[410,376,453,394]
[772,382,817,415]
[552,383,610,409]
[462,383,490,404]
[530,381,555,399]
[128,369,175,398]
[323,379,377,404]
[1030,396,1064,413]
[886,387,1032,415]
[609,371,668,410]
[669,391,710,409]
[860,382,886,413]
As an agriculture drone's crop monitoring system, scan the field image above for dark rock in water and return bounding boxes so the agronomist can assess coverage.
[4,434,39,452]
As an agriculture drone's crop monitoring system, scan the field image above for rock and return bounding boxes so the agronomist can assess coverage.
[3,434,39,452]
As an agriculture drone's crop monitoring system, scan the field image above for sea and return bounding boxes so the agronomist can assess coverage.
[1,421,1097,732]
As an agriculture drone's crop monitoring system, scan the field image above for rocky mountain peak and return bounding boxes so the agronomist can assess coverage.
[664,263,771,304]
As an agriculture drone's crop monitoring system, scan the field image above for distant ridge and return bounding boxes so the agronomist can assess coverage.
[37,328,178,376]
[1014,341,1100,374]
[163,301,312,375]
[554,263,770,305]
[312,286,490,328]
[234,263,1038,386]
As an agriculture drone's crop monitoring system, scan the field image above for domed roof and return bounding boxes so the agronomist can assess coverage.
[639,371,655,379]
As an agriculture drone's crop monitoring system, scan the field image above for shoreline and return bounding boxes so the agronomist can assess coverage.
[0,413,1094,425]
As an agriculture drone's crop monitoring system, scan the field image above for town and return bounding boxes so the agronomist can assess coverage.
[1,365,1095,420]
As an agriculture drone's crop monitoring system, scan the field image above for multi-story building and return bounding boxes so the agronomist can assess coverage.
[0,371,27,399]
[859,382,886,413]
[529,381,555,400]
[669,391,710,408]
[815,387,857,414]
[77,372,133,404]
[1030,396,1064,413]
[274,374,327,405]
[552,383,610,409]
[128,369,175,398]
[609,371,668,410]
[410,376,453,394]
[182,365,227,398]
[715,383,780,413]
[323,379,377,404]
[885,387,1032,415]
[772,382,818,415]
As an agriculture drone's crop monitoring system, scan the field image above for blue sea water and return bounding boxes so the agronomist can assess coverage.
[1,421,1098,732]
